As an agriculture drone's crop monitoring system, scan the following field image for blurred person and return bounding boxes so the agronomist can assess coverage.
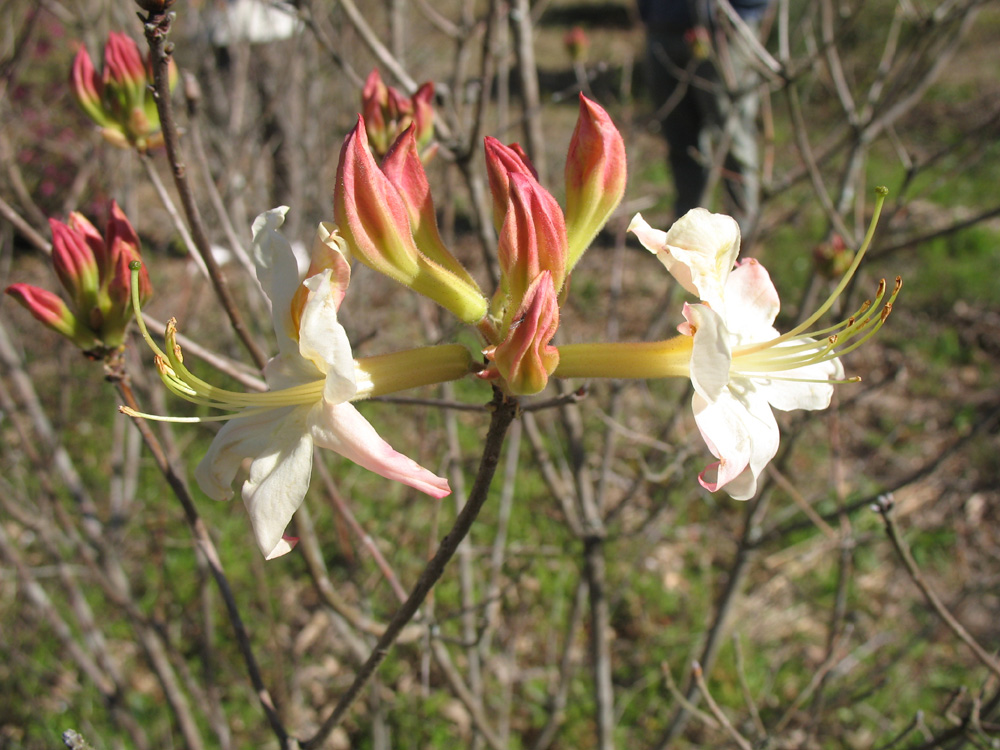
[639,0,771,236]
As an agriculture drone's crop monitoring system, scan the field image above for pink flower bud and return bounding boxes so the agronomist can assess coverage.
[105,201,151,305]
[381,127,478,287]
[412,82,435,152]
[5,284,92,348]
[49,218,99,314]
[334,118,487,323]
[564,26,589,63]
[70,45,108,127]
[102,32,147,119]
[497,173,567,311]
[493,272,561,395]
[483,137,539,234]
[564,94,626,269]
[360,69,437,162]
[335,117,423,282]
[362,69,390,157]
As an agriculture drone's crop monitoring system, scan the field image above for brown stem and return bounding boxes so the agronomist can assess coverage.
[302,388,518,749]
[875,495,1000,681]
[115,375,289,747]
[140,11,268,370]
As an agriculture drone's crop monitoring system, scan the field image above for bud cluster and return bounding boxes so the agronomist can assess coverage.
[70,32,178,151]
[6,202,151,356]
[361,69,437,162]
[334,93,626,396]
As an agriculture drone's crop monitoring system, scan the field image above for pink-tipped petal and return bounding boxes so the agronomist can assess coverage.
[312,401,450,499]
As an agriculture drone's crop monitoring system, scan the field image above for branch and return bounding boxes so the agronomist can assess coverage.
[140,11,268,370]
[875,495,1000,681]
[302,388,518,749]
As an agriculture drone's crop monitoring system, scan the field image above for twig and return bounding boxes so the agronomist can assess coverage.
[529,579,587,750]
[140,10,268,370]
[875,495,1000,681]
[115,375,290,747]
[0,192,50,254]
[302,388,518,749]
[692,661,754,750]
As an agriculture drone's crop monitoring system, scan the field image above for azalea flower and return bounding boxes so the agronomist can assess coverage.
[126,208,472,558]
[555,203,898,500]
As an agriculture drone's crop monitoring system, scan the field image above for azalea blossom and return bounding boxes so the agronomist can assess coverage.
[126,208,472,559]
[555,203,898,500]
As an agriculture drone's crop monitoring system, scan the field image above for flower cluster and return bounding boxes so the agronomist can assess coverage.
[6,201,151,357]
[70,31,177,151]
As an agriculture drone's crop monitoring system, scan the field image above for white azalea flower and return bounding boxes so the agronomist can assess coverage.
[630,209,896,500]
[127,208,468,559]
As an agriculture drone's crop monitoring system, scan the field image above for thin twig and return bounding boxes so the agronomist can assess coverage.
[875,495,1000,681]
[692,661,754,750]
[140,10,268,370]
[115,375,290,747]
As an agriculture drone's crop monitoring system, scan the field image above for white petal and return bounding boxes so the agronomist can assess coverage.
[685,303,732,403]
[760,349,842,412]
[195,406,298,501]
[263,350,322,390]
[241,407,315,559]
[311,402,451,498]
[693,383,779,501]
[663,208,741,309]
[298,270,357,403]
[251,207,306,353]
[723,259,780,341]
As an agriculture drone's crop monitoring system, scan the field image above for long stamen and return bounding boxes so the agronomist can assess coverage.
[733,276,901,377]
[738,186,889,358]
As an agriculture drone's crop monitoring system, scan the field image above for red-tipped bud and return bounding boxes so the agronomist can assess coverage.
[49,219,100,314]
[483,137,540,234]
[412,82,436,152]
[335,117,423,281]
[564,94,627,269]
[382,127,478,287]
[334,117,488,323]
[103,32,146,104]
[70,45,108,127]
[493,272,561,395]
[564,26,589,63]
[362,69,390,157]
[105,201,151,305]
[360,69,437,162]
[497,173,568,317]
[5,284,91,347]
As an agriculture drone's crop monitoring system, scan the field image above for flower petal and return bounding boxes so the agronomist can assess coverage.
[241,409,316,559]
[298,270,357,404]
[311,402,450,498]
[693,383,778,501]
[723,259,780,341]
[251,207,306,353]
[630,210,740,309]
[684,302,732,403]
[759,347,842,412]
[194,405,305,501]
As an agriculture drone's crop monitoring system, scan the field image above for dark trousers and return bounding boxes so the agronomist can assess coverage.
[646,24,762,235]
